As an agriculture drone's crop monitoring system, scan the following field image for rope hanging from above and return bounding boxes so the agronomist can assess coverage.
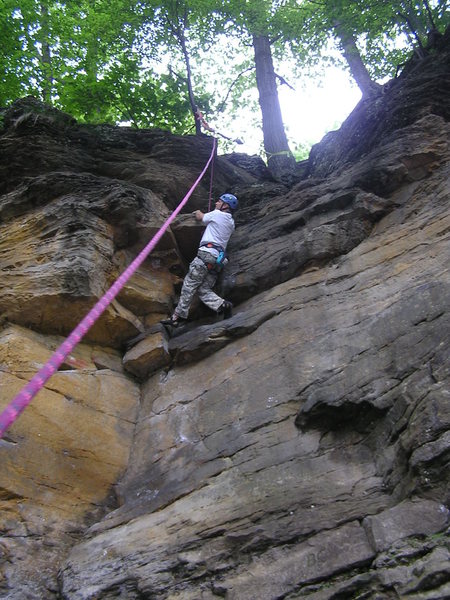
[208,144,215,212]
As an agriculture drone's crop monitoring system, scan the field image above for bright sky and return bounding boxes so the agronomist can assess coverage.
[216,66,362,158]
[280,68,362,151]
[150,41,363,160]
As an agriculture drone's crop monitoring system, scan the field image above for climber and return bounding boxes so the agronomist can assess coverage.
[162,193,238,328]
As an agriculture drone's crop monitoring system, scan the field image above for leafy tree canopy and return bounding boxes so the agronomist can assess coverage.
[1,0,448,157]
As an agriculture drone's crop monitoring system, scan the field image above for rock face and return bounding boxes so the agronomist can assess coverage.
[1,30,449,600]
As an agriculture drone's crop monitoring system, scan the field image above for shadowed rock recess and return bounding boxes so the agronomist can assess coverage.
[1,30,449,600]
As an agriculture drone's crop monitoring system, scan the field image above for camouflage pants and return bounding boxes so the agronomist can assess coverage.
[175,250,223,319]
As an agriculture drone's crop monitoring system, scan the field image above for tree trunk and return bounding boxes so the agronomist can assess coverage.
[177,29,201,135]
[334,22,381,98]
[84,34,101,120]
[252,34,295,180]
[39,3,53,102]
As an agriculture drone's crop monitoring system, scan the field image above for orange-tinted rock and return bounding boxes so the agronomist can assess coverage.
[123,328,171,379]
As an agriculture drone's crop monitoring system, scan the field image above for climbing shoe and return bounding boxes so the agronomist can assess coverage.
[161,315,186,328]
[219,301,233,319]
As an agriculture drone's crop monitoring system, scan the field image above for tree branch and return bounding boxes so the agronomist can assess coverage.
[437,0,449,19]
[168,65,186,84]
[422,0,436,30]
[269,33,283,45]
[216,66,254,113]
[398,11,426,58]
[275,72,295,90]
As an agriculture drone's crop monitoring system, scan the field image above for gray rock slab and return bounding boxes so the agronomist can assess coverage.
[215,521,375,599]
[363,498,449,552]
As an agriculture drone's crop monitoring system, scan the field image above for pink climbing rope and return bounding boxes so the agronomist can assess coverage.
[0,137,217,439]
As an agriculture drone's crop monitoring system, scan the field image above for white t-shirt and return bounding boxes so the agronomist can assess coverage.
[200,210,235,257]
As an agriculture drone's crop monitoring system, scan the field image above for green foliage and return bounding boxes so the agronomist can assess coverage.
[0,0,195,130]
[286,0,450,82]
[291,140,312,161]
[1,0,448,151]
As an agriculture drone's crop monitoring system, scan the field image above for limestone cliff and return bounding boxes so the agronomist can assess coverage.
[0,29,449,600]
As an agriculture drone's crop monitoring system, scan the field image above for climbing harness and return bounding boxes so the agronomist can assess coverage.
[200,241,224,253]
[0,138,217,439]
[199,242,228,271]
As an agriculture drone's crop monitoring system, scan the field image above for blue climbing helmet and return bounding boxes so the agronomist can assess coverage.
[220,193,238,211]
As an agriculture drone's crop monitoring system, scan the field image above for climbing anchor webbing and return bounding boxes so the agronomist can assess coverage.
[265,149,293,159]
[0,137,217,439]
[195,109,243,146]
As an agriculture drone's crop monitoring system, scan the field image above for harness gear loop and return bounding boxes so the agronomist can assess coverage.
[0,138,217,439]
